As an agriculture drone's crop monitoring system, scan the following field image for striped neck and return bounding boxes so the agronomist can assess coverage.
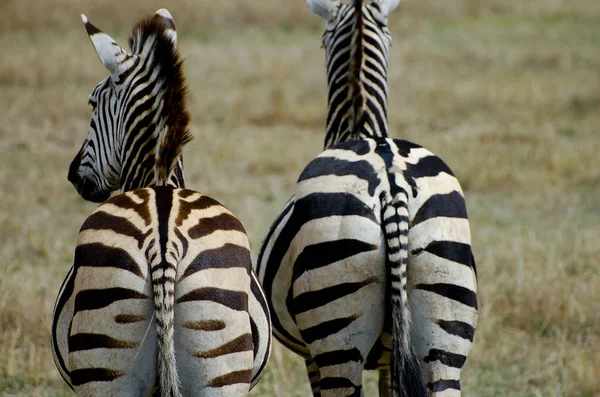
[323,0,391,149]
[117,17,192,191]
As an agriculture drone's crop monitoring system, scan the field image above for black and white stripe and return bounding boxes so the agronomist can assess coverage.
[52,9,271,396]
[257,1,477,396]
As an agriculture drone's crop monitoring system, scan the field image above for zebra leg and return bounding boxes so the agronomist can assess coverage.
[296,274,386,397]
[306,357,322,396]
[408,237,478,396]
[314,356,365,397]
[378,370,392,397]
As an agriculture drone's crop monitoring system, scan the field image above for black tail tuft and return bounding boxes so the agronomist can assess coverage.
[393,348,429,397]
[382,191,430,397]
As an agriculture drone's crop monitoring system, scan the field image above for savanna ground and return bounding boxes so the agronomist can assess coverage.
[1,0,599,395]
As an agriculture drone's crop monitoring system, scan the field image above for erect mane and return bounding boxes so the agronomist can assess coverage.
[129,15,193,185]
[349,0,366,136]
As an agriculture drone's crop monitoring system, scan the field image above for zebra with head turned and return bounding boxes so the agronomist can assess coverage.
[51,9,271,396]
[256,0,478,396]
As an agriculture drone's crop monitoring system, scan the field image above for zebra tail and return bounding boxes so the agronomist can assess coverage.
[381,193,429,397]
[153,260,181,397]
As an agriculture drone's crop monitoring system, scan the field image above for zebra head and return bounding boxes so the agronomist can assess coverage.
[68,9,191,203]
[306,0,400,148]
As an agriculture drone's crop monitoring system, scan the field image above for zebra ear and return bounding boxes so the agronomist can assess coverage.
[306,0,340,20]
[378,0,401,15]
[153,8,177,47]
[81,14,128,74]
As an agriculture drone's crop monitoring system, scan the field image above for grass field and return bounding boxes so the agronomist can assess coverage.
[1,0,599,395]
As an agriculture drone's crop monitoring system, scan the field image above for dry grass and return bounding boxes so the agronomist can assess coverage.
[1,0,599,396]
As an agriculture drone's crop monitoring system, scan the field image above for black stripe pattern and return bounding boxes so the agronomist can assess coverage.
[52,10,272,396]
[257,1,478,396]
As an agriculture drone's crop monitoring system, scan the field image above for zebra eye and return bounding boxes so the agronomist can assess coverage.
[88,98,97,107]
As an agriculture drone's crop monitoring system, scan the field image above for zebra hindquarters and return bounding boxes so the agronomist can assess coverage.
[172,237,255,396]
[407,188,478,396]
[68,244,158,397]
[290,214,387,397]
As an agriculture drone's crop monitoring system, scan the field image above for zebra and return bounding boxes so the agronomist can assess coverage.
[256,0,478,396]
[51,9,271,396]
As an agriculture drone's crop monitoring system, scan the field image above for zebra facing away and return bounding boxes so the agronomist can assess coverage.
[256,1,478,396]
[51,10,271,396]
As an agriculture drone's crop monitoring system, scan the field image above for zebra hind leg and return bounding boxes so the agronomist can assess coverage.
[315,357,365,397]
[305,357,322,396]
[378,369,392,397]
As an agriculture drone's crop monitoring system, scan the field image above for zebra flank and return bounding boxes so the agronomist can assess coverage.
[258,1,477,396]
[52,9,271,396]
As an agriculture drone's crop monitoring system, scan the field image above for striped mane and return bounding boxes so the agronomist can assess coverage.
[322,0,391,148]
[349,0,366,136]
[129,16,193,186]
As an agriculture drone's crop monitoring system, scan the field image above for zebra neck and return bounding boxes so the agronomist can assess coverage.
[119,118,188,192]
[119,156,184,192]
[324,2,389,149]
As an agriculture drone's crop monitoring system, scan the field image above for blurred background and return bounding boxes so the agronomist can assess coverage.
[1,0,599,395]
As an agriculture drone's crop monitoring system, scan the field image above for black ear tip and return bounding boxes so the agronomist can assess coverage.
[81,14,101,36]
[153,9,176,31]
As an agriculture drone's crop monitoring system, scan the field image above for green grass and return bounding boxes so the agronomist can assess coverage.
[1,1,599,395]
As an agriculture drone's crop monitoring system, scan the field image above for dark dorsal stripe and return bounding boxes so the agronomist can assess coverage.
[153,187,175,295]
[324,0,391,148]
[349,0,365,138]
